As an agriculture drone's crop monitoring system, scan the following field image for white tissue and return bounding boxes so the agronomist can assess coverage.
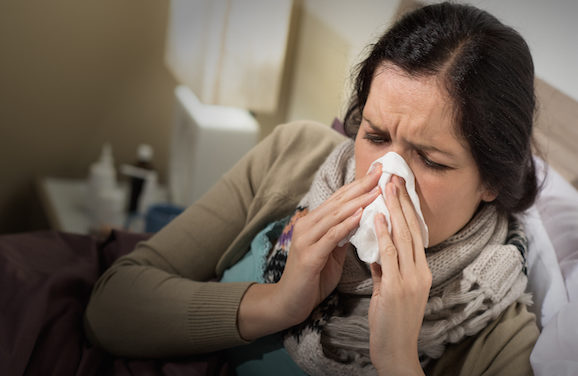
[349,152,429,264]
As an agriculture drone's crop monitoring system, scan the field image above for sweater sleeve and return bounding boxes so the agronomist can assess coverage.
[426,302,540,376]
[84,121,346,357]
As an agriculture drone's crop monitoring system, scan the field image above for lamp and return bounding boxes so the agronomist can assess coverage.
[164,0,293,206]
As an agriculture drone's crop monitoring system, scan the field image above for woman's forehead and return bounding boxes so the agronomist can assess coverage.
[365,66,470,151]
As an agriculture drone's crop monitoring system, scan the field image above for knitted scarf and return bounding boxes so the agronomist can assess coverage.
[263,140,530,375]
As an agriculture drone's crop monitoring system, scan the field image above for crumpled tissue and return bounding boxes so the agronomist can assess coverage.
[349,152,429,264]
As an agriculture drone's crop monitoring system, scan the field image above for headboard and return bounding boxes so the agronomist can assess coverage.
[534,78,578,189]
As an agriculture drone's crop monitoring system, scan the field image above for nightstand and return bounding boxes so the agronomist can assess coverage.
[37,177,168,234]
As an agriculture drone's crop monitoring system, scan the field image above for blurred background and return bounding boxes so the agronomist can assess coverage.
[0,0,576,234]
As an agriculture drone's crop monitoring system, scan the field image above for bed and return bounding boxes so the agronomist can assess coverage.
[524,79,578,375]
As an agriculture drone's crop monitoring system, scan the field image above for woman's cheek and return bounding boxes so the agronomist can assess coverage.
[413,173,447,230]
[355,149,386,180]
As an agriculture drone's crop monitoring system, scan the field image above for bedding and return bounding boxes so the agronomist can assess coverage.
[528,158,578,374]
[0,230,228,375]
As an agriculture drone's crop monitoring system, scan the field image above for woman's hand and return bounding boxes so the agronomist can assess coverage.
[238,164,382,341]
[369,175,432,376]
[277,163,383,325]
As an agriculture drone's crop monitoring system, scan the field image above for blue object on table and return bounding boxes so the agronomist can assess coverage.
[144,203,184,233]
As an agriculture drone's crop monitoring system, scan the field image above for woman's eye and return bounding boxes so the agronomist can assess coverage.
[363,133,389,145]
[419,152,448,171]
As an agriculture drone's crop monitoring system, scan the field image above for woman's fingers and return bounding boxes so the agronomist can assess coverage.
[392,176,427,269]
[279,166,382,321]
[385,179,414,275]
[374,212,400,280]
[297,165,382,245]
[311,163,381,220]
[296,186,379,247]
[313,206,364,259]
[388,176,432,293]
[369,177,431,375]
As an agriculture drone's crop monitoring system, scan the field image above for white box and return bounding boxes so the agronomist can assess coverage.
[169,85,259,207]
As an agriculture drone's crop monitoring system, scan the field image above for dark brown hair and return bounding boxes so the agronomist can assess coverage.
[344,2,538,214]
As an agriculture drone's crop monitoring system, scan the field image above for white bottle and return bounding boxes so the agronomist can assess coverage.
[87,143,125,231]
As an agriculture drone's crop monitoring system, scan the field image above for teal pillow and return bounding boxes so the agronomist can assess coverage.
[220,220,277,284]
[221,219,308,375]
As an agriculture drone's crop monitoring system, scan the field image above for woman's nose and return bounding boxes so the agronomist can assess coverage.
[387,144,409,162]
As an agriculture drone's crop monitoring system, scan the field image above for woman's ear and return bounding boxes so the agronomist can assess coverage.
[480,186,498,203]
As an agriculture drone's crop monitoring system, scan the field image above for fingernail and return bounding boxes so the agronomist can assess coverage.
[369,163,382,175]
[394,175,405,186]
[367,165,375,174]
[354,207,363,217]
[370,185,380,194]
[387,181,397,198]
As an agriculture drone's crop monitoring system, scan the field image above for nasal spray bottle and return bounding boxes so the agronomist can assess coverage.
[87,143,125,233]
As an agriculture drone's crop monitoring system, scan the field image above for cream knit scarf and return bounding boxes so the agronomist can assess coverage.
[265,140,531,375]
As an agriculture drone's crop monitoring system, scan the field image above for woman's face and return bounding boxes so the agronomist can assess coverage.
[354,65,496,247]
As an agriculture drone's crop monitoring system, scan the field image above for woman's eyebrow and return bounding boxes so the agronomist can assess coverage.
[363,116,456,158]
[364,117,387,133]
[410,142,456,158]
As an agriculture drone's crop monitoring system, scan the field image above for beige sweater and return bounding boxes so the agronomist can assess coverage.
[84,120,539,375]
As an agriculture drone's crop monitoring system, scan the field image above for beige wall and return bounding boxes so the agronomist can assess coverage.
[0,0,409,234]
[1,0,574,234]
[257,0,402,135]
[0,0,176,233]
[285,0,401,125]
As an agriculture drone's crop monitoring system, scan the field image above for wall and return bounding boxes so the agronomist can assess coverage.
[285,0,401,126]
[464,0,578,102]
[0,0,434,234]
[257,0,403,135]
[0,0,176,233]
[0,0,406,234]
[2,0,573,233]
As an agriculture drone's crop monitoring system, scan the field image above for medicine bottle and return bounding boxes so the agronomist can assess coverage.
[127,144,155,215]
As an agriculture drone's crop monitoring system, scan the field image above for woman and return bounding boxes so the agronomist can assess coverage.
[85,2,539,375]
